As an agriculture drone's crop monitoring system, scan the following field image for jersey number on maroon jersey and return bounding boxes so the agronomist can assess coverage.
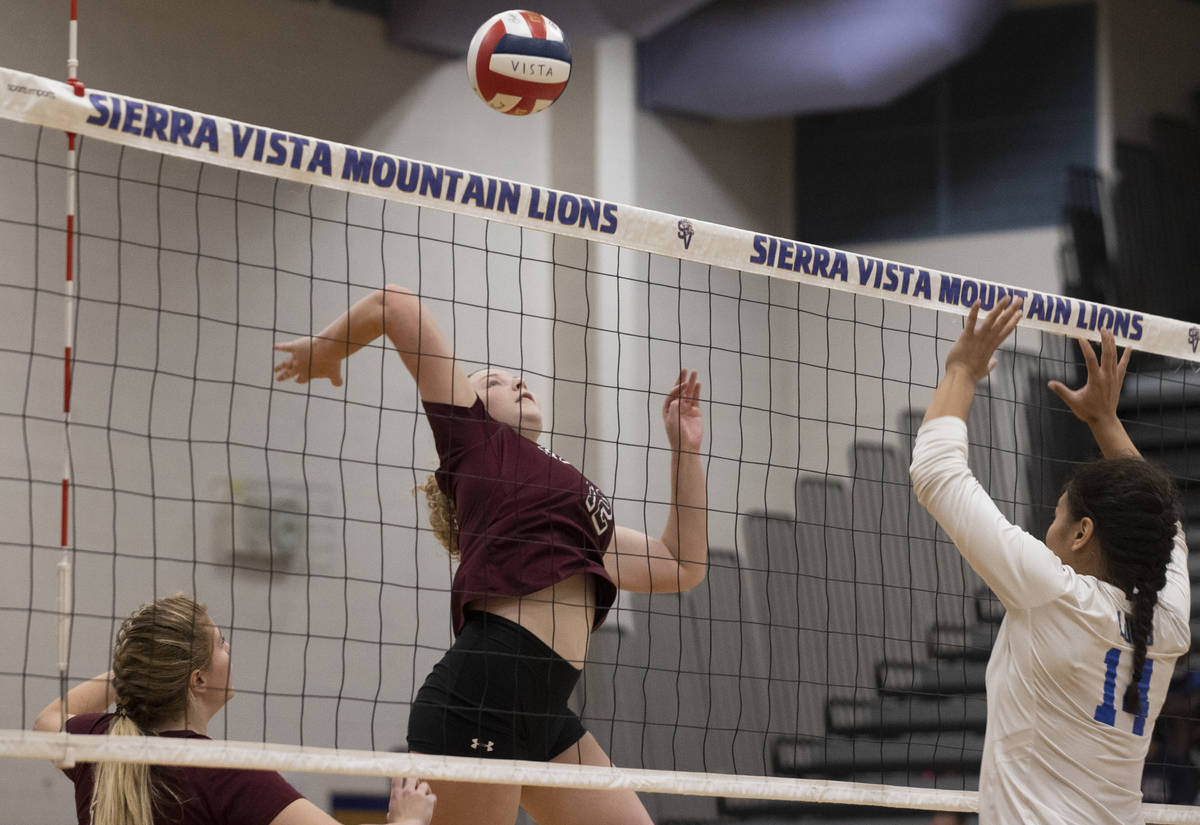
[1093,647,1153,736]
[585,484,611,535]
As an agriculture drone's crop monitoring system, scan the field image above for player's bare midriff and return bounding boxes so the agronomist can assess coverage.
[470,573,595,669]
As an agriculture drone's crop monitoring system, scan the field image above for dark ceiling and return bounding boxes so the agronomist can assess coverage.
[337,0,1010,119]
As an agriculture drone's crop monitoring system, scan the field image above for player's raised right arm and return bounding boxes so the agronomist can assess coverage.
[274,285,476,406]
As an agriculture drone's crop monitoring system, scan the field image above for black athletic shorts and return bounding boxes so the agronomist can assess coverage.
[406,611,586,761]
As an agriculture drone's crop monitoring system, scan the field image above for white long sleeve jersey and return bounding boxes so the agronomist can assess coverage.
[910,416,1190,825]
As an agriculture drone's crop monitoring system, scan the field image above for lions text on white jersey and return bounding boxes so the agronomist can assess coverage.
[910,416,1190,825]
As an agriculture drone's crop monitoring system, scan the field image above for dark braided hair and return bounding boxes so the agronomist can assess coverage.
[1064,457,1178,714]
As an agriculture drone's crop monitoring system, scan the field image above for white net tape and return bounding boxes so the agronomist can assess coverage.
[6,732,1200,823]
[2,65,1198,363]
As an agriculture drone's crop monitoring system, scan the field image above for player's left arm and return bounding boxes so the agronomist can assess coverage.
[605,370,707,593]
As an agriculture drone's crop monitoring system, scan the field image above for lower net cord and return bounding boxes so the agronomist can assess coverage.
[1,728,979,810]
[2,730,1198,824]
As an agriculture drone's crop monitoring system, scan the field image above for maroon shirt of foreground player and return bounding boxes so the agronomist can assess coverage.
[36,597,436,825]
[63,715,301,825]
[424,396,617,635]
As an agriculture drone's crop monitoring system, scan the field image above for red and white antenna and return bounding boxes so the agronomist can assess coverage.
[59,0,85,724]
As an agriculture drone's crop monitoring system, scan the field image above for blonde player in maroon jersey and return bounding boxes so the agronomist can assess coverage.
[910,296,1189,824]
[274,284,708,825]
[35,594,436,825]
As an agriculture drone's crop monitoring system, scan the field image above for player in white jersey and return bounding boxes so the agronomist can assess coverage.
[909,296,1190,825]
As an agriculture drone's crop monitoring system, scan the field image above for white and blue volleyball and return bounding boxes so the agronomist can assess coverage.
[467,10,571,116]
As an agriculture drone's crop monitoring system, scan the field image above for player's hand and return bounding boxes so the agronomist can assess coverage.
[273,336,345,387]
[944,294,1024,382]
[1048,329,1131,426]
[387,776,437,825]
[663,369,703,452]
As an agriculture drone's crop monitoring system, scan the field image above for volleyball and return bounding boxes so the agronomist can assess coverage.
[467,9,571,116]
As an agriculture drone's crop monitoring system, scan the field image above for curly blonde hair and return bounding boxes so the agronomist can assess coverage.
[421,474,459,558]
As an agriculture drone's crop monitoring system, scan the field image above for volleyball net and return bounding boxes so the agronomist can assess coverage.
[2,66,1200,823]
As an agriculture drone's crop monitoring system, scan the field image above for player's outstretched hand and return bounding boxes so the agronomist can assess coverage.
[273,336,345,387]
[944,294,1024,382]
[663,369,703,453]
[1048,328,1131,426]
[387,776,437,825]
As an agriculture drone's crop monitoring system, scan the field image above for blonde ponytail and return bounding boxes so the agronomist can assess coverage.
[422,474,459,558]
[92,595,214,825]
[90,712,155,825]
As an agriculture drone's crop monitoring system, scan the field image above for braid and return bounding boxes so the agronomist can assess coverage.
[1064,457,1178,717]
[422,474,459,558]
[1122,584,1161,714]
[93,595,213,825]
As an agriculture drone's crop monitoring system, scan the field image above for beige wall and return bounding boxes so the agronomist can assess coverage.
[853,227,1063,295]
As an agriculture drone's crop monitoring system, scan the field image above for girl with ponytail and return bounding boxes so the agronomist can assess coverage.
[35,594,436,825]
[909,298,1190,825]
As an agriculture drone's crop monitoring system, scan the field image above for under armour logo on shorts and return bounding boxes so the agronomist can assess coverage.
[471,738,495,752]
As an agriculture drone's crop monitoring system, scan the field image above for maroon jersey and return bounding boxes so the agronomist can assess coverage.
[63,713,302,825]
[424,396,617,634]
